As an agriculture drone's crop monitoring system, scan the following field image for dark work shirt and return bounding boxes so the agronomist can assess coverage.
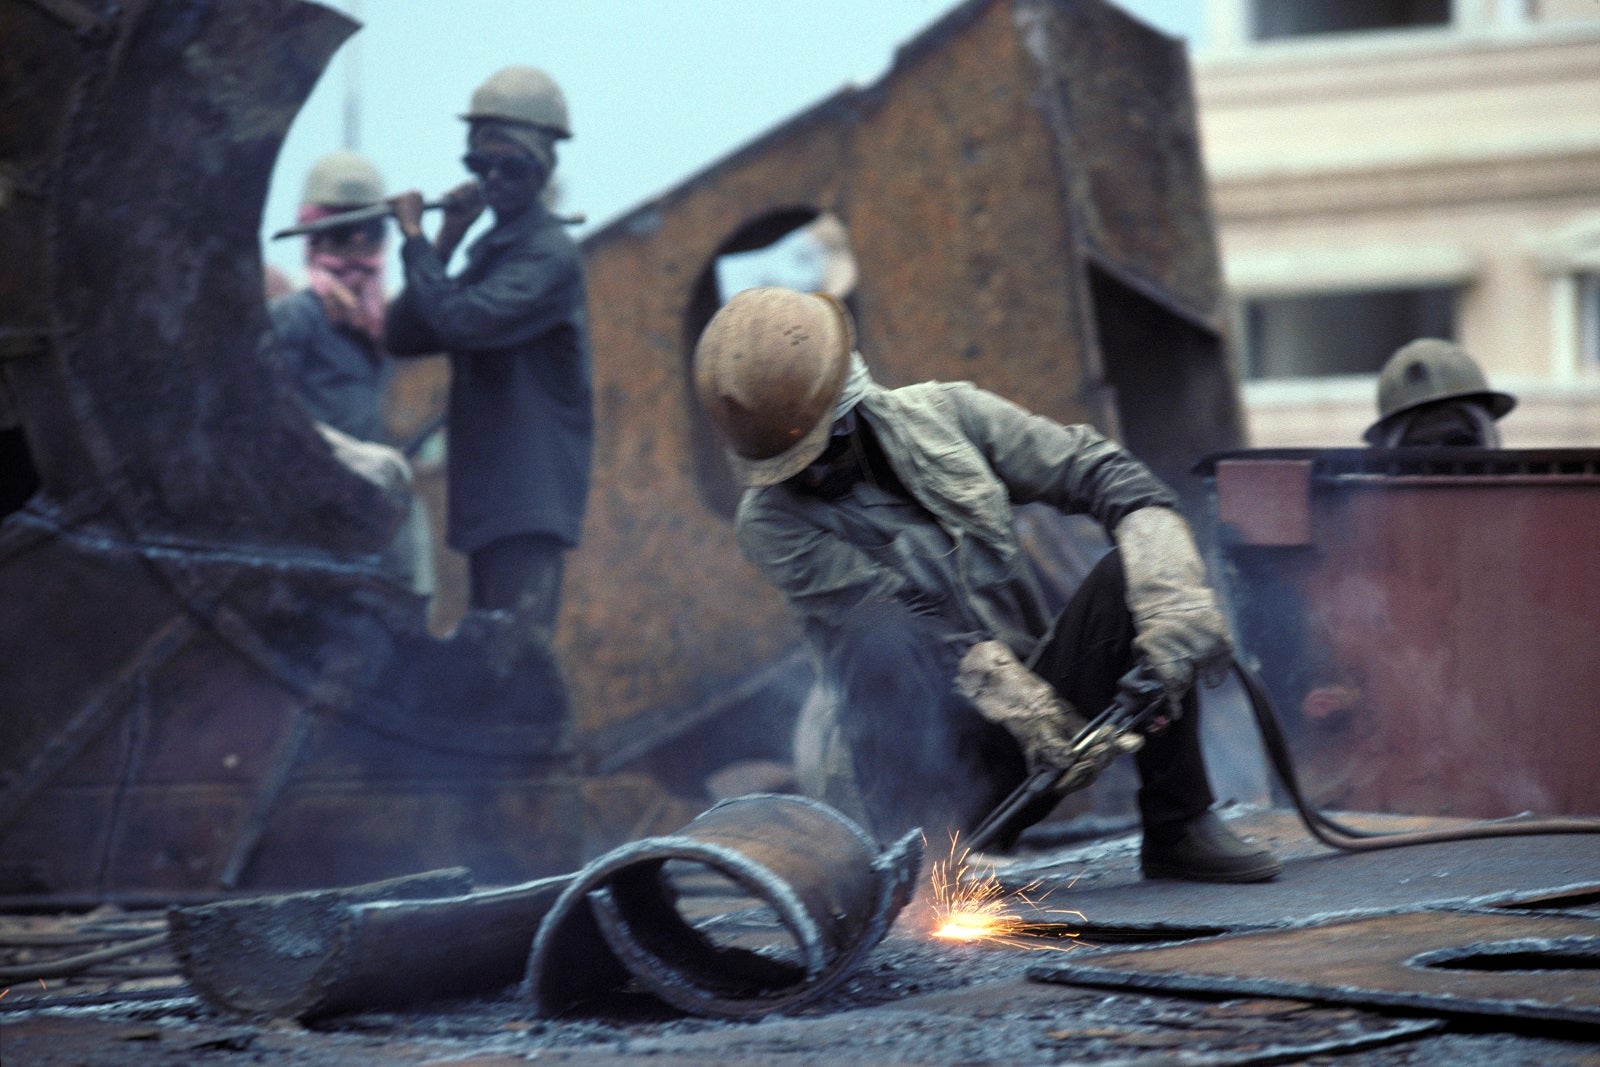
[385,204,593,553]
[270,289,391,444]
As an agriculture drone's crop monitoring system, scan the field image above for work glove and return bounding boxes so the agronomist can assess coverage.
[954,640,1142,794]
[1114,506,1233,712]
[316,422,412,511]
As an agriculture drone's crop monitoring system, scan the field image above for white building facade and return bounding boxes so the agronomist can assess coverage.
[1195,0,1600,446]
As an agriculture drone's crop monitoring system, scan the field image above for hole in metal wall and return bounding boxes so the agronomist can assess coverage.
[682,209,860,520]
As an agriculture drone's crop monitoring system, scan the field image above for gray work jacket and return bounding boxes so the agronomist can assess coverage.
[386,203,593,553]
[736,380,1176,664]
[270,289,392,444]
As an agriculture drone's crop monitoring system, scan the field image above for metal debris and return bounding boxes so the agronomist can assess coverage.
[1031,909,1600,1030]
[167,795,918,1023]
[524,793,923,1019]
[167,867,565,1021]
[994,808,1600,937]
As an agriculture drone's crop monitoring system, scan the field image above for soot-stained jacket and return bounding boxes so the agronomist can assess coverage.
[270,289,392,445]
[736,380,1176,665]
[386,202,593,553]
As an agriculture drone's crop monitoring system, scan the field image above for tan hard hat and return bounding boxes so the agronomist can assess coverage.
[301,150,384,208]
[461,66,571,139]
[693,288,854,487]
[1363,338,1515,444]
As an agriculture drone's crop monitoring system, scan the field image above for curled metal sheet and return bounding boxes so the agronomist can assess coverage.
[523,793,923,1019]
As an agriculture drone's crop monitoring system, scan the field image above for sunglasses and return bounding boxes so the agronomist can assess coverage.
[461,152,538,181]
[310,219,387,247]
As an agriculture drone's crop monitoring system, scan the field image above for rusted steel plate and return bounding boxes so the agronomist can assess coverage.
[524,794,922,1019]
[1214,459,1313,546]
[1031,909,1600,1030]
[995,809,1600,936]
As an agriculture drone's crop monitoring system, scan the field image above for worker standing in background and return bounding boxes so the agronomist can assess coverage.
[385,66,592,645]
[693,287,1280,882]
[271,150,433,596]
[1364,338,1516,448]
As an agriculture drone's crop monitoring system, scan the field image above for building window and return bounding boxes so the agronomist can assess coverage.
[1579,272,1600,371]
[1249,0,1450,41]
[1239,286,1457,380]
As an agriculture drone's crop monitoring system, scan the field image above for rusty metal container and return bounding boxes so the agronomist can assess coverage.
[1203,448,1600,819]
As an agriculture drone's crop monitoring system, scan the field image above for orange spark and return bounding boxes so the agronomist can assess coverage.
[925,834,1083,950]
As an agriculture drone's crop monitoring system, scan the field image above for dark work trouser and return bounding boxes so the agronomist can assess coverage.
[828,549,1214,846]
[1029,549,1215,845]
[469,532,567,627]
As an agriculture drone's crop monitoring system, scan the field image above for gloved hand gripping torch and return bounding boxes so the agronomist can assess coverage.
[965,662,1167,854]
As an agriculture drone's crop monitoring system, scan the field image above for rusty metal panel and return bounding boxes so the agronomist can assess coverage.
[1031,909,1600,1030]
[564,0,1244,746]
[1215,459,1313,545]
[1207,448,1600,819]
[1034,0,1224,325]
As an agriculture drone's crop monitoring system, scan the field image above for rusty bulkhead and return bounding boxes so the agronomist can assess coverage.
[0,0,1246,907]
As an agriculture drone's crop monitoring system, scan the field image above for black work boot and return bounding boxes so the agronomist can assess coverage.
[1140,811,1282,883]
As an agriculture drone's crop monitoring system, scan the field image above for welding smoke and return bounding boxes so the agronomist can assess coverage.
[799,597,1024,845]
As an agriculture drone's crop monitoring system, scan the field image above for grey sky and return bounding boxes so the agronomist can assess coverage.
[263,0,1205,282]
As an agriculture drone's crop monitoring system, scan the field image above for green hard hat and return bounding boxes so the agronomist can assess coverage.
[1364,338,1515,444]
[301,150,384,208]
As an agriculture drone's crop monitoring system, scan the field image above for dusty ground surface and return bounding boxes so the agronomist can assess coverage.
[4,808,1599,1066]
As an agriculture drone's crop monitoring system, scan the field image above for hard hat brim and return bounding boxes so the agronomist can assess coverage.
[1362,389,1517,444]
[458,113,572,139]
[726,400,839,488]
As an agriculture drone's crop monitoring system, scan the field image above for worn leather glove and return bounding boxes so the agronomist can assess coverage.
[1114,506,1233,711]
[954,640,1141,794]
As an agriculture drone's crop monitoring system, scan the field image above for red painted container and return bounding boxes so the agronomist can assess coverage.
[1203,448,1600,819]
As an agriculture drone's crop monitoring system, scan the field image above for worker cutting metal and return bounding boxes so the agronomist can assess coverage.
[693,287,1281,883]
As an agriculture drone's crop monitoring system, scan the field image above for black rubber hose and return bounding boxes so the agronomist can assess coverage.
[1231,658,1600,851]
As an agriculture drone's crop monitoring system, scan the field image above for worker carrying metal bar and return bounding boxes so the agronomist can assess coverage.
[385,66,593,633]
[270,150,435,596]
[692,288,1281,883]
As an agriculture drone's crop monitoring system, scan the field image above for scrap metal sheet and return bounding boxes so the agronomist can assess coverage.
[1031,909,1600,1029]
[998,810,1600,936]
